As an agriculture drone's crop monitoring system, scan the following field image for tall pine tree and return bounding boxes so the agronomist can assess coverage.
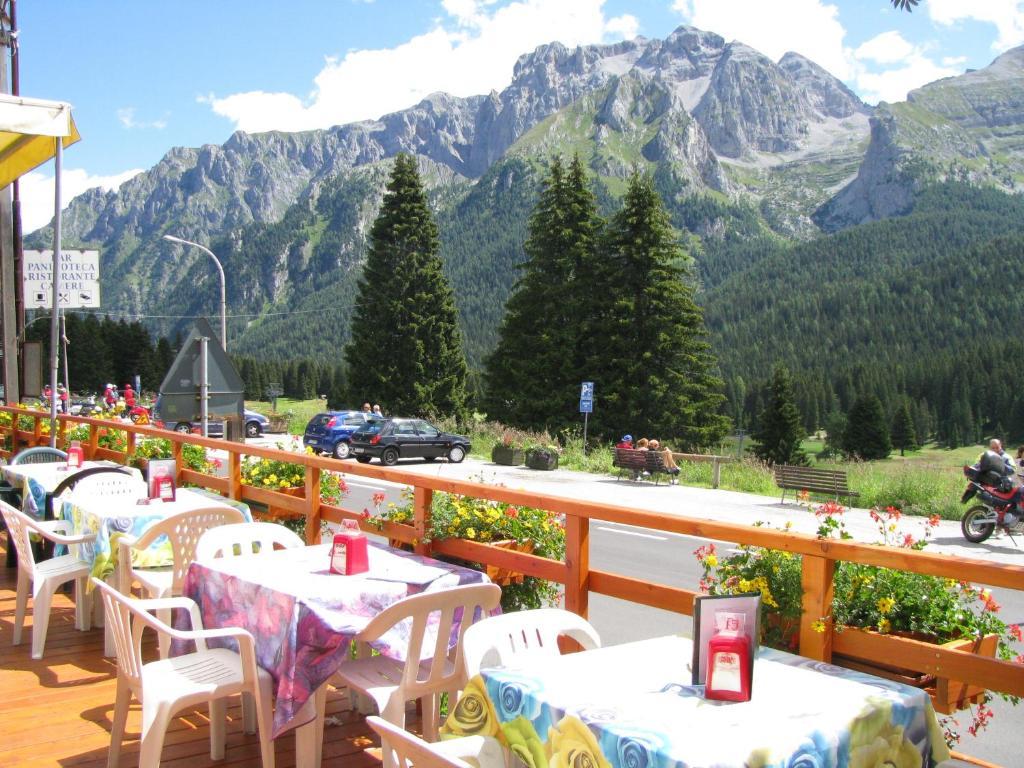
[843,394,892,460]
[344,153,468,417]
[585,171,729,449]
[752,365,808,465]
[483,155,600,431]
[890,401,918,456]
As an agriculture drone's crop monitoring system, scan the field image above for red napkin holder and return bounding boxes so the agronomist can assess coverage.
[67,441,83,469]
[330,522,369,575]
[705,613,751,702]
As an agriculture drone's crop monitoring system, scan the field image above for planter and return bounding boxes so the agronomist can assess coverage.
[267,414,290,433]
[491,445,525,466]
[832,630,1000,715]
[525,449,558,471]
[485,539,534,586]
[265,485,305,520]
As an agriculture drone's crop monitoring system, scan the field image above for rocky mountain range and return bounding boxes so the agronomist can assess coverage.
[33,25,1024,367]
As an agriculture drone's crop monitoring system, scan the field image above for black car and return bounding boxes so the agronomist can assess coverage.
[349,418,470,465]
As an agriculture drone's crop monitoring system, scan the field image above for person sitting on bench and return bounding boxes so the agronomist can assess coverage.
[649,440,680,477]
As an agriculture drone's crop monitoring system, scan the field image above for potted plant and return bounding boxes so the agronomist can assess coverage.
[694,501,1022,743]
[267,411,292,434]
[240,442,347,520]
[491,430,526,466]
[370,487,565,612]
[525,443,560,471]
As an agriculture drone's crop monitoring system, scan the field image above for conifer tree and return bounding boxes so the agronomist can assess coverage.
[843,394,892,460]
[890,401,917,456]
[483,155,601,431]
[345,153,468,417]
[584,171,729,449]
[752,365,808,465]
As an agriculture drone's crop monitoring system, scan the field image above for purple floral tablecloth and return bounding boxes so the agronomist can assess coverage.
[184,540,492,737]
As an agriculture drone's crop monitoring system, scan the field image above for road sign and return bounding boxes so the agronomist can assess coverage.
[579,381,594,414]
[23,250,101,308]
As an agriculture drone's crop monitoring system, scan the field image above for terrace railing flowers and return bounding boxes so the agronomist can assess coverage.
[371,485,566,611]
[695,501,1022,743]
[240,443,346,505]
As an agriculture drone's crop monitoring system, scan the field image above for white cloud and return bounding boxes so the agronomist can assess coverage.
[205,0,635,134]
[927,0,1024,51]
[116,107,167,131]
[854,30,915,65]
[673,0,853,79]
[852,30,961,103]
[19,168,143,235]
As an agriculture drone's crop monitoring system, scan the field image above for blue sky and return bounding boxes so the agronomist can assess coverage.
[17,0,1023,232]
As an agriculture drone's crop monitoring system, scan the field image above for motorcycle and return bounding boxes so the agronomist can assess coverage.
[960,464,1024,543]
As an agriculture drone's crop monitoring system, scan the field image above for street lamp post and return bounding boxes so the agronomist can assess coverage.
[161,235,227,350]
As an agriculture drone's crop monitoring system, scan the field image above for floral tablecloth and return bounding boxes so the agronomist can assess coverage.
[1,460,142,519]
[442,634,950,768]
[184,541,492,737]
[61,486,251,580]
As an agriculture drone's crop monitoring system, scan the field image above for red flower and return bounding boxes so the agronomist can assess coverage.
[885,505,901,520]
[372,492,386,506]
[1008,624,1022,642]
[360,508,371,520]
[928,514,941,528]
[506,506,519,519]
[901,533,915,548]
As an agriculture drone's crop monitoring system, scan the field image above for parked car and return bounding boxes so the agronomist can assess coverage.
[303,410,381,459]
[151,397,269,438]
[349,418,470,465]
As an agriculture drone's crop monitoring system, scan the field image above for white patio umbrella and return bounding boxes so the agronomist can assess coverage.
[0,93,80,445]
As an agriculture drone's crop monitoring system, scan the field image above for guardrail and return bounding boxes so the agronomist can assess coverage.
[3,406,1022,721]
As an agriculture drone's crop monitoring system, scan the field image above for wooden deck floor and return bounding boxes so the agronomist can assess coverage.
[0,542,385,767]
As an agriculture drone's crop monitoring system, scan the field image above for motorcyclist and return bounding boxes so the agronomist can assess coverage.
[976,439,1015,487]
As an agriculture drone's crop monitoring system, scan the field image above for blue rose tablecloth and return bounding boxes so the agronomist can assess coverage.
[442,634,950,768]
[60,486,251,581]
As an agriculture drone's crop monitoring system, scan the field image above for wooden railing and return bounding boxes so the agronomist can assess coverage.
[3,406,1023,710]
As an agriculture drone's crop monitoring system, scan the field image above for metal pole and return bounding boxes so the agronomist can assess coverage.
[583,411,588,457]
[60,310,68,405]
[200,336,209,437]
[161,235,226,351]
[47,138,61,446]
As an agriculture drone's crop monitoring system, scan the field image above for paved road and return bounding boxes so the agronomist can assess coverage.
[242,441,1021,763]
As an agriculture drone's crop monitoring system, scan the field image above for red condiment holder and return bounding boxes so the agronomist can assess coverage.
[705,613,751,702]
[330,520,369,575]
[67,441,83,470]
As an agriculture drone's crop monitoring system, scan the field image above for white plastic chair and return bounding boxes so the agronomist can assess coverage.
[367,715,507,768]
[462,608,602,678]
[1,499,96,659]
[91,577,275,768]
[195,521,304,561]
[118,506,247,600]
[332,583,502,744]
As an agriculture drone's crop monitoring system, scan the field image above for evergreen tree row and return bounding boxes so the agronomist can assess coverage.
[484,156,729,450]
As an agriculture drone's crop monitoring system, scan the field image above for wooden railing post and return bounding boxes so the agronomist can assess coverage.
[305,465,322,545]
[564,513,590,618]
[87,422,100,459]
[413,486,432,557]
[711,458,722,489]
[171,439,183,480]
[799,554,835,661]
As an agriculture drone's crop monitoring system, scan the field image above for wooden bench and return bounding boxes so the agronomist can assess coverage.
[774,464,860,504]
[612,449,675,484]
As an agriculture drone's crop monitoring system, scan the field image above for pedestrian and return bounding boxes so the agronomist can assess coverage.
[123,384,136,408]
[616,434,634,449]
[104,383,117,410]
[372,404,383,417]
[58,384,68,414]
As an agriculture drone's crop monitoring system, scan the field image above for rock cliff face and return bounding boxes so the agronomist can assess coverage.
[815,44,1024,231]
[37,26,1023,358]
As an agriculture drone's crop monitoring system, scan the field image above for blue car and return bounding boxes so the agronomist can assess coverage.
[302,410,381,459]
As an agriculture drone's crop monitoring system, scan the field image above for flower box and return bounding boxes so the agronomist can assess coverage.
[485,539,534,586]
[525,448,558,471]
[491,444,525,466]
[831,629,1000,714]
[267,414,290,433]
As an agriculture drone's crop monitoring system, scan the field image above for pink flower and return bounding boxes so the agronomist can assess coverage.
[372,492,386,506]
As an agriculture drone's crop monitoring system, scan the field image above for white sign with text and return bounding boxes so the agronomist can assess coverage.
[23,250,101,308]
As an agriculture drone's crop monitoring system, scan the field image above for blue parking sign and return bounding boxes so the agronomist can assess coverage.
[579,381,594,413]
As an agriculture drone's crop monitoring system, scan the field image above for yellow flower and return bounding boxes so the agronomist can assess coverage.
[501,717,546,768]
[466,528,476,539]
[878,618,891,634]
[547,715,611,768]
[811,619,827,633]
[847,700,924,768]
[441,676,501,739]
[704,554,718,568]
[876,597,896,615]
[279,479,291,488]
